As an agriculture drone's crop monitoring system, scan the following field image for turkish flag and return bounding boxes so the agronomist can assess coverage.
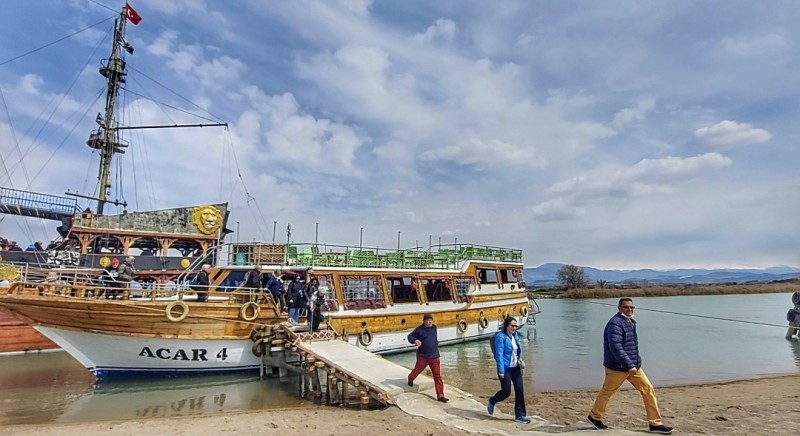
[125,3,142,25]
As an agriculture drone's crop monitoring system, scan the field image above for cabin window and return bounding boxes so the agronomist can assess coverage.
[421,278,454,302]
[455,277,473,302]
[340,275,386,310]
[386,276,420,304]
[499,268,520,284]
[315,275,339,311]
[218,270,246,292]
[477,268,498,284]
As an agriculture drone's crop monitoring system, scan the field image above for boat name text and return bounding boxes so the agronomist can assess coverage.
[138,347,228,361]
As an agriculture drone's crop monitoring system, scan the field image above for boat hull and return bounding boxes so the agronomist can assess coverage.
[0,309,58,355]
[37,326,262,378]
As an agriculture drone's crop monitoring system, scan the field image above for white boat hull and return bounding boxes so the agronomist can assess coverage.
[36,326,262,378]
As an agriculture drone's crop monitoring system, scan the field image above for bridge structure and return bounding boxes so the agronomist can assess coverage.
[0,187,81,221]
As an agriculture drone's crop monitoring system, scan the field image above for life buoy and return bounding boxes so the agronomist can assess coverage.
[252,338,265,357]
[240,302,260,321]
[457,319,468,333]
[165,301,189,322]
[478,316,489,329]
[358,328,373,347]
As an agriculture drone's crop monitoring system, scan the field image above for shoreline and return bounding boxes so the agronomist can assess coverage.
[531,283,800,299]
[3,372,797,435]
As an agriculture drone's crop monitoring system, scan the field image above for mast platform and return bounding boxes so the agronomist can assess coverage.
[0,187,80,221]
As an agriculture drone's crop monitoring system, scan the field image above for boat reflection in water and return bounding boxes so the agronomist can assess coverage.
[0,352,309,425]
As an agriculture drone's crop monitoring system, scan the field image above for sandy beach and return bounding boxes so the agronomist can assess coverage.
[2,373,797,435]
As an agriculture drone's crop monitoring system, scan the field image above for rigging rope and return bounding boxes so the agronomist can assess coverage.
[0,15,116,67]
[586,300,791,329]
[1,27,110,187]
[226,128,271,241]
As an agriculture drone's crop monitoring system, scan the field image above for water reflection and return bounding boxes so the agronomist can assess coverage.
[788,339,800,368]
[59,374,307,423]
[0,352,311,425]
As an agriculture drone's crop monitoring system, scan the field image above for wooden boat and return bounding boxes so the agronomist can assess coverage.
[0,242,539,378]
[0,4,227,353]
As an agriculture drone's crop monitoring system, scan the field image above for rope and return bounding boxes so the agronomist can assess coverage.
[585,300,790,329]
[0,15,116,67]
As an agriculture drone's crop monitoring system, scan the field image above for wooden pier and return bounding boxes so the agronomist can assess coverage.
[251,322,432,407]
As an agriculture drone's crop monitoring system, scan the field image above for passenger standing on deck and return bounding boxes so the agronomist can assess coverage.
[243,265,263,292]
[265,270,284,311]
[487,316,530,424]
[114,256,136,299]
[407,313,448,403]
[287,275,307,323]
[587,298,673,434]
[193,264,211,302]
[307,278,324,331]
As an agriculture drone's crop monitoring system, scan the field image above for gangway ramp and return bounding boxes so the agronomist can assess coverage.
[285,331,639,435]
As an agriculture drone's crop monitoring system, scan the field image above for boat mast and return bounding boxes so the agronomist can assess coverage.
[95,7,128,215]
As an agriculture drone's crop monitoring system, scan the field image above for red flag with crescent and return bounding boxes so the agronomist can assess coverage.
[125,3,142,25]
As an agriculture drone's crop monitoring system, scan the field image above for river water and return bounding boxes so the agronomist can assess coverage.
[1,292,798,425]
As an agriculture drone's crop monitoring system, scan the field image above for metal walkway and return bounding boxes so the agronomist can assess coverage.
[0,187,80,221]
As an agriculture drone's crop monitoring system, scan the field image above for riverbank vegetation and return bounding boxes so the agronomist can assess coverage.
[530,281,800,299]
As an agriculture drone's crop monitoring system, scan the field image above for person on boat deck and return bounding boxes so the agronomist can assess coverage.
[7,241,23,252]
[110,256,136,299]
[407,313,448,403]
[786,292,800,340]
[25,241,44,251]
[265,270,284,311]
[308,278,325,331]
[287,275,307,323]
[587,298,673,435]
[193,264,211,303]
[0,238,8,250]
[243,266,262,292]
[487,316,530,424]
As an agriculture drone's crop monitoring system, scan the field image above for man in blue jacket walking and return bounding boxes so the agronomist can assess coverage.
[588,298,673,434]
[407,313,448,402]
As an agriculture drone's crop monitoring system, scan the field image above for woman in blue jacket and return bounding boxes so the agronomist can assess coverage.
[487,316,530,424]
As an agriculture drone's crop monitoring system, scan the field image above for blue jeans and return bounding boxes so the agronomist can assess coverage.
[489,366,526,418]
[288,307,299,322]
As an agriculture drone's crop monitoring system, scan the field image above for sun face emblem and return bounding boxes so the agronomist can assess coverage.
[192,205,223,235]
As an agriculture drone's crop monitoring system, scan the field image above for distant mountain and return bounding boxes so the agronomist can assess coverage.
[524,263,800,287]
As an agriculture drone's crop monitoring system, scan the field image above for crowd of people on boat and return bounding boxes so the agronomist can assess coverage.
[192,265,329,332]
[0,237,61,252]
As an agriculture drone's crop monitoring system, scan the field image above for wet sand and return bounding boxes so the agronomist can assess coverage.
[2,373,797,435]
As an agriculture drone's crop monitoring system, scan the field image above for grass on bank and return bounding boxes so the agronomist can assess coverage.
[531,281,800,299]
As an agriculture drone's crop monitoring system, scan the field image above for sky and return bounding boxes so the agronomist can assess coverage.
[0,0,798,270]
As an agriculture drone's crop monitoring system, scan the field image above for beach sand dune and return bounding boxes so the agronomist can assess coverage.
[2,374,798,435]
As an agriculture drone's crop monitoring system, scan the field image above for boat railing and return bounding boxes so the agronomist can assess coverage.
[1,273,276,305]
[224,241,523,269]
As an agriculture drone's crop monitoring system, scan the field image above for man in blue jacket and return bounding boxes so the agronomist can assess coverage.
[407,313,448,402]
[588,298,673,434]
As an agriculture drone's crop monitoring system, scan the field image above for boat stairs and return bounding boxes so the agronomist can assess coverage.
[253,322,418,407]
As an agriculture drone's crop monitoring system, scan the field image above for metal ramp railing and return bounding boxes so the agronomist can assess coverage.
[0,187,81,221]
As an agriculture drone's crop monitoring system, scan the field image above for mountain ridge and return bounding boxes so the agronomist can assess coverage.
[524,263,800,287]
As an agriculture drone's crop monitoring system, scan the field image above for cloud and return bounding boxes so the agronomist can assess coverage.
[541,153,733,212]
[695,120,772,146]
[612,98,656,129]
[721,33,788,57]
[413,19,457,44]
